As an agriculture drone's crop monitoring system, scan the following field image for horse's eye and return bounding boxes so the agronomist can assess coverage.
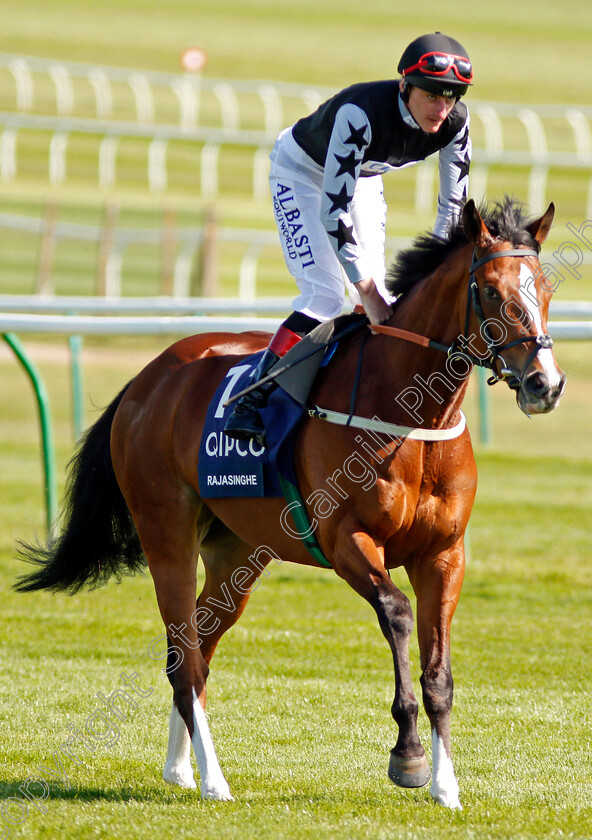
[483,286,500,301]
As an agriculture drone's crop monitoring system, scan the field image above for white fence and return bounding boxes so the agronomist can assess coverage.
[3,53,592,146]
[0,208,278,298]
[2,54,592,214]
[0,209,411,298]
[2,55,592,299]
[0,53,330,133]
[0,297,590,339]
[2,110,591,215]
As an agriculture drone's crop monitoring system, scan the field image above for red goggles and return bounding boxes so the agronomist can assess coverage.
[403,51,473,84]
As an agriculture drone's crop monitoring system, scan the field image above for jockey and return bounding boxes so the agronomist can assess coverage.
[225,31,473,443]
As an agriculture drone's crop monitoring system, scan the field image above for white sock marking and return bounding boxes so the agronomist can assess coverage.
[191,689,233,801]
[430,730,462,810]
[162,701,197,789]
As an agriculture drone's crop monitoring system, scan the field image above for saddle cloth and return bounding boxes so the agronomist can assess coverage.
[197,350,331,566]
[198,313,367,499]
[197,352,305,498]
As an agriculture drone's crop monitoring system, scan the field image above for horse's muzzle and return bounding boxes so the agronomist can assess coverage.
[517,367,567,415]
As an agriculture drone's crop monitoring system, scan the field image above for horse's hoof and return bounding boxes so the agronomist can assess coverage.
[388,750,431,788]
[202,784,234,801]
[162,766,197,789]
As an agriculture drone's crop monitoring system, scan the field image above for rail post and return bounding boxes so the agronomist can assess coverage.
[477,366,491,445]
[2,333,57,534]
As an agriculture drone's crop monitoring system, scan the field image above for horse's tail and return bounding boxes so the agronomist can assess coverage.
[14,382,145,595]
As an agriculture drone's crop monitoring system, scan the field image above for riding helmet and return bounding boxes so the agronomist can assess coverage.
[398,32,473,98]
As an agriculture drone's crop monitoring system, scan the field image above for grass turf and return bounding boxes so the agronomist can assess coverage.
[1,449,591,840]
[0,341,590,840]
[1,1,592,837]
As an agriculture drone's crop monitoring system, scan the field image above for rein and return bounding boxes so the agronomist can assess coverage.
[370,324,450,353]
[373,246,553,393]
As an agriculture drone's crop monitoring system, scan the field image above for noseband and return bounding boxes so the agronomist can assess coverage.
[464,247,554,391]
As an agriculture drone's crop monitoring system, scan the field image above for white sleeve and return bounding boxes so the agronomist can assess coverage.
[319,103,373,283]
[434,111,471,240]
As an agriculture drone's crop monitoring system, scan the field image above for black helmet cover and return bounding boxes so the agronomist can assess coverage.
[398,32,472,98]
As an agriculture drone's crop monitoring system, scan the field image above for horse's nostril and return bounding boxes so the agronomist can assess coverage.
[524,371,549,397]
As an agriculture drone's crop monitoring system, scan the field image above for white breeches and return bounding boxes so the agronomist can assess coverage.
[269,128,391,321]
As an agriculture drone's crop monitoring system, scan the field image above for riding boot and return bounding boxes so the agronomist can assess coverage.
[223,347,282,442]
[224,312,320,443]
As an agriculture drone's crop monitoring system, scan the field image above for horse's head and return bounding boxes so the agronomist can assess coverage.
[462,199,566,416]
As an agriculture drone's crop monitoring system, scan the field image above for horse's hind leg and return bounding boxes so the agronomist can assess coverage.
[198,520,269,664]
[162,520,269,791]
[163,700,197,788]
[131,492,233,801]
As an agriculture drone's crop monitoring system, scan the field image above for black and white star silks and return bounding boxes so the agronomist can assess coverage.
[344,120,368,151]
[327,218,357,251]
[435,119,472,237]
[320,103,371,280]
[325,183,353,214]
[334,148,361,180]
[319,100,472,282]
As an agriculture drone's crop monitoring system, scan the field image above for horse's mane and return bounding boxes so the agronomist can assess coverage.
[386,196,541,298]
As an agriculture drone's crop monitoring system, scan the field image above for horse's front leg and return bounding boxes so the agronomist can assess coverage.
[409,539,465,809]
[332,525,430,789]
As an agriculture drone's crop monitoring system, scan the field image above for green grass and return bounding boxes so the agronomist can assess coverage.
[1,451,591,840]
[1,1,592,837]
[0,339,591,840]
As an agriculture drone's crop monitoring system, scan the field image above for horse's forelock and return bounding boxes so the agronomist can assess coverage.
[484,197,541,252]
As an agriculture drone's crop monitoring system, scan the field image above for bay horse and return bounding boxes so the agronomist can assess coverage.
[16,198,565,810]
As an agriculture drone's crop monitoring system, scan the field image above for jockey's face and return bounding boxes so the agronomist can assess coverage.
[401,81,456,133]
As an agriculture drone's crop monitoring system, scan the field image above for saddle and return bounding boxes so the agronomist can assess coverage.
[268,311,368,405]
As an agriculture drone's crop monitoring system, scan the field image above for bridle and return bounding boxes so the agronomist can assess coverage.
[372,246,554,394]
[463,247,553,391]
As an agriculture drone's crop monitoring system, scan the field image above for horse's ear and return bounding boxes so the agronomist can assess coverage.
[462,199,493,249]
[527,202,555,245]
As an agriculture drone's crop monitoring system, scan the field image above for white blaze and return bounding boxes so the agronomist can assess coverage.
[518,263,562,388]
